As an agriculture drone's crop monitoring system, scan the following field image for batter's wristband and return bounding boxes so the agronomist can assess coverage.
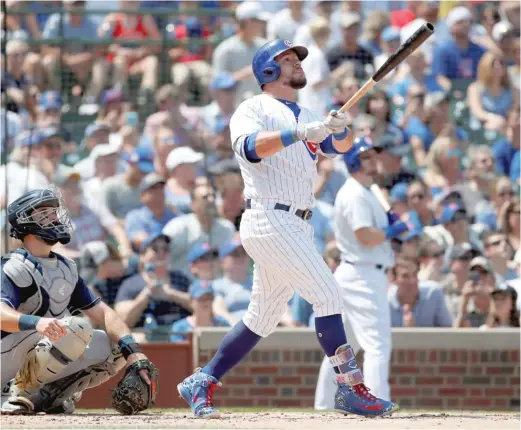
[18,314,41,331]
[333,128,349,140]
[118,335,142,360]
[281,128,298,147]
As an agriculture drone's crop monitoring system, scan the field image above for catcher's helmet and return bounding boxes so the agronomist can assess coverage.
[343,137,379,174]
[8,187,73,244]
[252,39,308,88]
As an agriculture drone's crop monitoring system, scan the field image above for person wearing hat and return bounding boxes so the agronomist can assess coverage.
[162,183,235,278]
[424,203,484,257]
[70,122,111,168]
[114,232,191,332]
[164,146,204,215]
[52,167,132,259]
[327,12,374,80]
[212,1,270,104]
[481,283,520,329]
[187,242,221,283]
[389,182,409,217]
[80,241,140,306]
[374,26,402,81]
[432,6,486,80]
[42,0,109,103]
[125,173,177,251]
[103,146,155,220]
[212,238,253,325]
[388,257,453,328]
[37,91,63,127]
[170,280,230,343]
[199,73,238,136]
[455,256,497,328]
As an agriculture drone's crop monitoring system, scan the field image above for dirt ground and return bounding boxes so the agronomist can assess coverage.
[1,411,520,430]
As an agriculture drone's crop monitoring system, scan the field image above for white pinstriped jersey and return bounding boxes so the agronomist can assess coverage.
[230,94,329,209]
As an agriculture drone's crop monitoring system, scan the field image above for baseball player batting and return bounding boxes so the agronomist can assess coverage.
[178,39,399,418]
[0,188,158,415]
[315,138,410,409]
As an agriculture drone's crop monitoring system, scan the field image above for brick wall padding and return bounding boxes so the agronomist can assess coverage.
[194,328,520,410]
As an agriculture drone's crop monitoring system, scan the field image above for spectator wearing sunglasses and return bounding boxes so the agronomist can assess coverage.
[170,281,230,343]
[125,173,177,251]
[498,198,520,253]
[424,203,484,257]
[417,237,446,283]
[492,107,520,178]
[482,231,516,281]
[114,233,191,331]
[212,238,253,325]
[455,256,496,328]
[441,243,479,317]
[475,176,516,231]
[388,257,453,328]
[163,183,235,278]
[404,180,437,230]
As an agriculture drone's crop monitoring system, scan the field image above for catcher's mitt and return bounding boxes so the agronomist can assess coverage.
[112,359,159,415]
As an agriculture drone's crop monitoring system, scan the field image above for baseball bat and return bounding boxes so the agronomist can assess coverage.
[337,22,435,114]
[370,184,391,212]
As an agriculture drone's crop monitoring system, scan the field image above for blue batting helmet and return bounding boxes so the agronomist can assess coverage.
[252,39,308,88]
[343,137,378,173]
[8,188,73,245]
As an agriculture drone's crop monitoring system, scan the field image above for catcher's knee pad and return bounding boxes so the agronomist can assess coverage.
[14,317,93,390]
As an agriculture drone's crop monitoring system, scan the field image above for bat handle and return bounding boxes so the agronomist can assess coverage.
[337,79,377,114]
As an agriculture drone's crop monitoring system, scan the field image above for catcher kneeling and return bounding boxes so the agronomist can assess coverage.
[0,188,158,415]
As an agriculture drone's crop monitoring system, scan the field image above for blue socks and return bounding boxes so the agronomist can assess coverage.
[201,321,261,381]
[315,314,347,357]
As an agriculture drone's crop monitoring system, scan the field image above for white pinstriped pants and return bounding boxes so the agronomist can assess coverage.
[240,201,342,338]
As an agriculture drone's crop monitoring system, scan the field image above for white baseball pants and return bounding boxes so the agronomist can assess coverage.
[240,202,342,338]
[315,262,392,409]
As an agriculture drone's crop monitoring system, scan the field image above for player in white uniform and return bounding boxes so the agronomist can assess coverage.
[1,188,155,415]
[178,39,399,419]
[315,138,410,409]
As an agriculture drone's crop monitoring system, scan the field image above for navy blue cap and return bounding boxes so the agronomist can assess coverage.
[185,16,203,37]
[187,242,219,263]
[219,238,243,259]
[210,73,238,91]
[189,280,215,299]
[40,91,62,110]
[438,203,467,224]
[390,182,409,203]
[141,232,170,253]
[123,146,155,174]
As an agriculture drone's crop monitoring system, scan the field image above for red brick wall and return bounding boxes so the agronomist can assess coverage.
[197,348,520,410]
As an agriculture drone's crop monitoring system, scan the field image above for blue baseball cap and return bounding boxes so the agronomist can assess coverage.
[187,242,219,263]
[123,146,155,174]
[219,238,243,259]
[390,182,409,204]
[16,127,62,147]
[185,16,203,37]
[40,91,62,111]
[381,26,400,42]
[141,232,170,253]
[102,89,124,106]
[210,73,238,91]
[189,280,215,299]
[438,203,467,224]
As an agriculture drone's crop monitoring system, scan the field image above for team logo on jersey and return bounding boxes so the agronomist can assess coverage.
[304,139,318,159]
[284,40,292,47]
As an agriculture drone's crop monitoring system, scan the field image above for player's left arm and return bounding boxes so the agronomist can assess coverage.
[319,110,353,155]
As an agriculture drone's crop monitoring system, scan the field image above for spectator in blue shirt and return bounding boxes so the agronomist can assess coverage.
[125,173,177,252]
[431,6,486,80]
[475,177,516,231]
[212,238,253,325]
[388,257,453,327]
[42,0,109,102]
[493,107,520,176]
[511,151,520,184]
[170,280,230,343]
[188,242,221,282]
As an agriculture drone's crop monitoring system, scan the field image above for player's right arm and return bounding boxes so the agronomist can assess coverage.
[230,101,331,162]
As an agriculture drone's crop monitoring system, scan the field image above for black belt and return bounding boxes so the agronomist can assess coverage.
[343,260,384,271]
[246,199,313,221]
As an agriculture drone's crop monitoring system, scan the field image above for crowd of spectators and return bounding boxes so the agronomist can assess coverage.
[1,0,520,341]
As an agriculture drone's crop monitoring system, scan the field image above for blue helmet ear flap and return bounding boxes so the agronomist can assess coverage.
[261,60,281,85]
[346,157,361,173]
